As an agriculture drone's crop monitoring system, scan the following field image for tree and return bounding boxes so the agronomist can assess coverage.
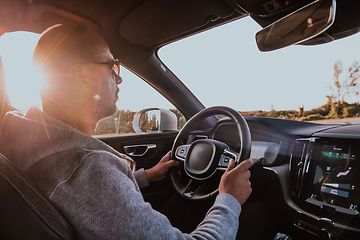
[169,108,186,129]
[328,60,360,113]
[149,114,159,131]
[298,105,304,117]
[267,105,278,118]
[140,112,150,132]
[118,109,136,133]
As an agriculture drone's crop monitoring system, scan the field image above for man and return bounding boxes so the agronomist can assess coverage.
[0,24,253,239]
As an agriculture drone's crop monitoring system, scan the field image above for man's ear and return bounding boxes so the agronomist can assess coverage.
[69,64,87,86]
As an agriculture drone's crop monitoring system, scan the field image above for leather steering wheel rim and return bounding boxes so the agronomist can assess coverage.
[170,106,251,201]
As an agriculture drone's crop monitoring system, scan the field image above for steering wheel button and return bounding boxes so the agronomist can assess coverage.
[176,146,188,158]
[219,155,229,167]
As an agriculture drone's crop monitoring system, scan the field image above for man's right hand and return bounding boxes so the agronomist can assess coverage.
[219,158,253,205]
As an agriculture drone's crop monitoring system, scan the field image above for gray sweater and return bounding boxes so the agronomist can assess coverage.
[0,107,241,239]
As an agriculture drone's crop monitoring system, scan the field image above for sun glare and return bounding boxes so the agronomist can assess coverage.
[0,31,42,113]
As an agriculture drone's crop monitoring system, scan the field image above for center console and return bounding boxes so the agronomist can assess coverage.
[289,137,360,239]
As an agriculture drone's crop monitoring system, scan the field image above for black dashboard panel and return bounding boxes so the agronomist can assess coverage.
[314,124,360,139]
[288,136,360,239]
[205,116,360,239]
[308,138,360,213]
[211,116,337,166]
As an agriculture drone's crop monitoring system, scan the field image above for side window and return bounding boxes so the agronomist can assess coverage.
[0,32,42,113]
[0,32,185,135]
[93,67,186,136]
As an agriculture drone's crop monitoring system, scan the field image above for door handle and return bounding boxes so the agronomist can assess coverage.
[123,144,156,157]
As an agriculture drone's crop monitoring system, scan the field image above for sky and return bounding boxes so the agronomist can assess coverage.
[1,16,360,113]
[159,17,360,111]
[0,32,42,113]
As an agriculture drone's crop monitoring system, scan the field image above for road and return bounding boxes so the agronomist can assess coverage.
[311,117,360,125]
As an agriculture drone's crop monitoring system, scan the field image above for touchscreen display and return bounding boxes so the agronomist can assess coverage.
[310,139,360,212]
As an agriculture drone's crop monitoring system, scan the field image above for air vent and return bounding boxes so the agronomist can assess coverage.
[290,138,318,198]
[186,135,208,144]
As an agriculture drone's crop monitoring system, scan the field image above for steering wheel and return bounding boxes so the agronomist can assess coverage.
[170,106,251,201]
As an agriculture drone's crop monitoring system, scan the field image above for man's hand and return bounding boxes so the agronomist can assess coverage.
[219,158,253,205]
[145,151,179,183]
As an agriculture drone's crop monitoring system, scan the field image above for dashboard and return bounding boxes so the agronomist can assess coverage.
[305,138,360,215]
[250,141,280,165]
[194,116,360,240]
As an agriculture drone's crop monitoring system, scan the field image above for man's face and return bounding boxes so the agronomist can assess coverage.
[83,47,122,120]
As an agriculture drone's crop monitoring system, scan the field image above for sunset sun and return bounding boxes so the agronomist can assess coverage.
[0,31,42,113]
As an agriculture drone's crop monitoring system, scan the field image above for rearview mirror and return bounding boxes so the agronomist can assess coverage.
[133,108,178,133]
[256,0,336,52]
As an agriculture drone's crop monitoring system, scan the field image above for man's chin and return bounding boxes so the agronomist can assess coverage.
[101,105,118,120]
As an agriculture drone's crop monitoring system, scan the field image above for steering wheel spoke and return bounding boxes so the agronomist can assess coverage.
[174,144,190,162]
[182,179,209,199]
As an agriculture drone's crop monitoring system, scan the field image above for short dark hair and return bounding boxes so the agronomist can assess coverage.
[33,24,109,109]
[33,24,107,78]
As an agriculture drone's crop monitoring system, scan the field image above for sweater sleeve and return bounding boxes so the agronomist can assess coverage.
[49,151,241,240]
[188,193,241,239]
[133,168,149,188]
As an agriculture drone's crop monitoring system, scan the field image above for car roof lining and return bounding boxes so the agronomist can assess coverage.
[119,0,237,47]
[0,1,244,63]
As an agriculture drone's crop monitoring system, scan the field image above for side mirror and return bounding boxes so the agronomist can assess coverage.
[256,0,336,52]
[133,108,178,133]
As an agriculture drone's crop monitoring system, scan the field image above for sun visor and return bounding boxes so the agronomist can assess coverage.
[119,0,233,46]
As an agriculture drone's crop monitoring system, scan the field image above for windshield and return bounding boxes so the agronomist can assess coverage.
[159,16,360,121]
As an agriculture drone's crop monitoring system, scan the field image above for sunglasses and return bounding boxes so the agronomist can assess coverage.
[79,59,121,79]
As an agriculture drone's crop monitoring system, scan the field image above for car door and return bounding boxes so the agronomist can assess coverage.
[97,131,178,208]
[94,67,185,209]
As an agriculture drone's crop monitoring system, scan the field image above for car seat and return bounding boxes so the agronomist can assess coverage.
[0,152,79,239]
[0,56,79,239]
